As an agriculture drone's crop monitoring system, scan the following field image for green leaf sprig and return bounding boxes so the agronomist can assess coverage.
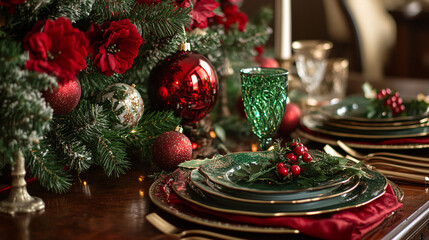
[231,139,365,188]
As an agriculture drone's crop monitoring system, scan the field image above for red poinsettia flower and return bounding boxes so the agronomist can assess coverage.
[86,19,144,76]
[23,17,89,81]
[177,0,219,30]
[136,0,161,5]
[215,4,248,32]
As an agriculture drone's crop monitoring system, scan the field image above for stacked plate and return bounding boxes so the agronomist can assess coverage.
[151,151,387,219]
[297,96,429,149]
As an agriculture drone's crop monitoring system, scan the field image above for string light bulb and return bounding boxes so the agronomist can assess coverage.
[251,144,258,152]
[209,131,216,138]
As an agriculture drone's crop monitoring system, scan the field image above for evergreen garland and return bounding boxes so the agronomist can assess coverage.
[0,39,56,163]
[0,0,272,192]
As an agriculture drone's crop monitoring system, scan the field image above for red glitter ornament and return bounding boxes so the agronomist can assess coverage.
[153,130,193,171]
[149,43,218,124]
[42,78,81,115]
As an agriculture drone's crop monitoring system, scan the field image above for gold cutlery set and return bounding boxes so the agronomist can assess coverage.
[324,141,429,185]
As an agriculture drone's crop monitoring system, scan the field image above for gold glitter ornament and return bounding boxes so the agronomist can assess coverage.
[101,83,144,128]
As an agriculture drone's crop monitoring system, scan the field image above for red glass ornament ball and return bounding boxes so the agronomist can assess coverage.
[152,131,193,171]
[42,78,81,115]
[257,57,279,68]
[278,103,302,137]
[149,51,218,124]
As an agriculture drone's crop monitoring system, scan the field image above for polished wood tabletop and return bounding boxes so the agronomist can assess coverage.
[0,74,428,240]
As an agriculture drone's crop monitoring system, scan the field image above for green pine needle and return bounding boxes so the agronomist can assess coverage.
[27,144,73,194]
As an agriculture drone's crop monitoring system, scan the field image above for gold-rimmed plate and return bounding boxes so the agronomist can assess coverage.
[189,169,360,204]
[318,96,429,123]
[302,114,429,139]
[295,127,429,150]
[323,116,429,131]
[148,178,299,234]
[149,175,402,234]
[329,117,429,128]
[199,151,353,195]
[172,167,387,216]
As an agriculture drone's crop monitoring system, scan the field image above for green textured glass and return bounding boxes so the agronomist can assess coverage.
[240,68,288,150]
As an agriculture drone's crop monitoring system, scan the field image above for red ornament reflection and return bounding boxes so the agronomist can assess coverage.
[149,51,218,124]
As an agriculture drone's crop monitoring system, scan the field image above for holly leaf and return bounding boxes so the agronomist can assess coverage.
[178,155,221,168]
[229,143,366,188]
[247,166,276,183]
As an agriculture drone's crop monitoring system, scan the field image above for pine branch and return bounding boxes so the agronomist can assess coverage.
[94,131,130,177]
[62,100,130,177]
[27,142,73,193]
[220,22,271,60]
[48,125,93,173]
[42,0,96,23]
[78,63,123,101]
[124,110,180,157]
[0,39,54,162]
[90,0,134,23]
[68,101,111,140]
[130,1,191,39]
[2,0,51,41]
[189,30,222,54]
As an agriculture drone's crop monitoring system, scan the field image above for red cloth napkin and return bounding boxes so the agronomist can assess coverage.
[168,184,402,240]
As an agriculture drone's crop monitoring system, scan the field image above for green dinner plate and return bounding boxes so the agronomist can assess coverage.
[148,178,299,234]
[302,113,429,139]
[311,111,429,130]
[295,127,429,150]
[324,118,429,131]
[319,96,429,123]
[302,114,429,140]
[199,151,353,194]
[172,168,387,216]
[149,176,400,233]
[329,117,429,128]
[189,169,360,204]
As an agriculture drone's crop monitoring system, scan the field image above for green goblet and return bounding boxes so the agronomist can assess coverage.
[240,68,288,150]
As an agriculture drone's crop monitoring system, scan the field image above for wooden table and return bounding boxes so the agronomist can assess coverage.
[0,74,428,240]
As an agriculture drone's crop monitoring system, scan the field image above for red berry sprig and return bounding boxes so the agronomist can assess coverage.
[276,141,312,179]
[376,88,405,116]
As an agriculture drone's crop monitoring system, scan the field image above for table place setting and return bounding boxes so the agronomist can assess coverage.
[1,1,429,240]
[296,86,429,150]
[148,142,403,240]
[147,65,404,239]
[295,83,429,186]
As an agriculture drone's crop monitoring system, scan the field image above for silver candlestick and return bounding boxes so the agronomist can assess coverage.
[0,150,44,215]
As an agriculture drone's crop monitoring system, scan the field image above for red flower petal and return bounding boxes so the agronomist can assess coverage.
[26,32,51,60]
[86,19,143,76]
[189,0,219,29]
[23,17,89,81]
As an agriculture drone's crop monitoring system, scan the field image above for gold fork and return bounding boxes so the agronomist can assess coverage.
[146,213,247,240]
[323,145,429,184]
[337,140,429,162]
